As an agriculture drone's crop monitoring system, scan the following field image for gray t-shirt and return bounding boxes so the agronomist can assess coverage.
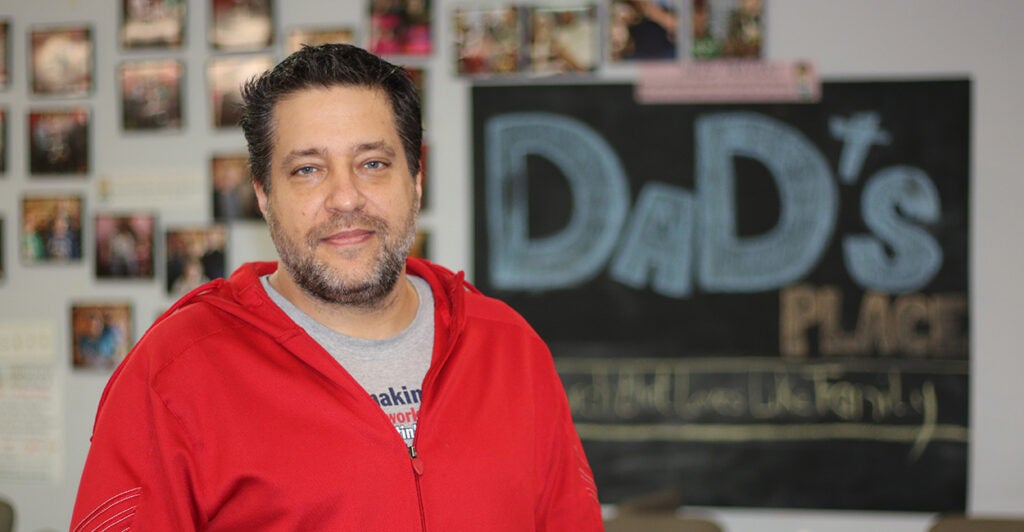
[261,275,434,446]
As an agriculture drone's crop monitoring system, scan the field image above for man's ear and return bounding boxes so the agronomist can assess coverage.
[414,170,424,209]
[253,180,269,219]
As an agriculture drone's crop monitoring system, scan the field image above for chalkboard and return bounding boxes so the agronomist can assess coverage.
[472,80,969,512]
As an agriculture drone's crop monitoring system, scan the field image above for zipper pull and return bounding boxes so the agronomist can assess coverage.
[408,444,424,476]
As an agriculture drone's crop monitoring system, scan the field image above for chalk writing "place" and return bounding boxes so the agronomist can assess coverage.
[485,111,944,296]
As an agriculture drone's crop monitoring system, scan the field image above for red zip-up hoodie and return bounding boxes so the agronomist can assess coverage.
[71,259,602,531]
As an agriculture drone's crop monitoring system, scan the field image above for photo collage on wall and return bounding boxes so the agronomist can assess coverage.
[451,0,766,78]
[0,1,454,371]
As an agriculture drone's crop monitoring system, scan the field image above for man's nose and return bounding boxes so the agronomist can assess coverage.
[324,169,367,212]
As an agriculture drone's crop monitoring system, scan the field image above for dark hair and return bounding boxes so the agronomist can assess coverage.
[239,44,422,192]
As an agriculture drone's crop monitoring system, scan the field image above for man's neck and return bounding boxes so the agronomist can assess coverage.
[267,268,420,340]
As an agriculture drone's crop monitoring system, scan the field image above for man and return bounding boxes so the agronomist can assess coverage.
[71,44,602,531]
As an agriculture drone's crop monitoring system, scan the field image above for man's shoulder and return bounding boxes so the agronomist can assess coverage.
[460,289,538,336]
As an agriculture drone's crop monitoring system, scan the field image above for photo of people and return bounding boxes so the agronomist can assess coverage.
[210,0,273,51]
[71,302,132,371]
[21,194,83,264]
[453,6,523,76]
[94,212,155,280]
[368,0,431,56]
[690,0,764,60]
[120,58,183,131]
[286,26,355,54]
[207,54,274,128]
[211,153,261,221]
[608,0,679,62]
[165,225,227,296]
[121,0,186,49]
[30,25,93,97]
[28,107,90,175]
[527,6,598,75]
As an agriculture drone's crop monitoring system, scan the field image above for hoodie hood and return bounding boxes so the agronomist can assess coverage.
[152,258,478,374]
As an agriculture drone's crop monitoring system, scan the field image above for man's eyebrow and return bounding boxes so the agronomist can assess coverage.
[279,147,327,170]
[353,141,397,157]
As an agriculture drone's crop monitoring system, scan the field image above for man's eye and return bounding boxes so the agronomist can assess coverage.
[364,160,388,170]
[294,166,317,175]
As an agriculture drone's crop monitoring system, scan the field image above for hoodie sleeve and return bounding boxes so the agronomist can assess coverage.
[71,350,202,532]
[532,341,604,531]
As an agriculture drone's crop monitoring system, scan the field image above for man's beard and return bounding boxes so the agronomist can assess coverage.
[265,200,419,308]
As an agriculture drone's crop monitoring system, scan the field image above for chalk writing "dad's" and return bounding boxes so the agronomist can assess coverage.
[485,111,943,296]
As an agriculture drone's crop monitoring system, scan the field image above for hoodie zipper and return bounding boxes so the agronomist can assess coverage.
[409,444,426,530]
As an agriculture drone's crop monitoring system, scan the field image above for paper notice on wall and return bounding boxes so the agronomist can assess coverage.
[0,321,63,483]
[636,60,821,104]
[96,171,205,212]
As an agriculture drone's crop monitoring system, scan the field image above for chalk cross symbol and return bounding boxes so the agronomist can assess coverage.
[829,112,892,184]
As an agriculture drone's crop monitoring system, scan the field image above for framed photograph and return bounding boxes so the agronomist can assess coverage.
[526,6,598,75]
[166,225,227,296]
[207,54,274,128]
[211,153,262,221]
[119,59,184,131]
[369,0,431,56]
[94,212,156,280]
[28,107,89,175]
[71,301,132,370]
[690,0,763,60]
[210,0,273,51]
[453,6,523,76]
[405,66,426,128]
[410,229,429,260]
[608,0,679,62]
[30,25,93,97]
[0,19,10,89]
[20,194,83,264]
[121,0,186,49]
[286,26,355,54]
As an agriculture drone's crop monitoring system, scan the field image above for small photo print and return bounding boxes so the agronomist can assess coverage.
[410,229,429,260]
[0,19,9,89]
[211,153,261,221]
[405,66,426,127]
[30,25,93,97]
[120,58,184,131]
[608,0,679,62]
[691,0,763,60]
[453,6,523,76]
[121,0,186,49]
[286,26,355,54]
[71,302,132,371]
[527,6,598,75]
[210,0,274,51]
[166,225,227,296]
[28,107,90,176]
[207,54,274,128]
[21,194,83,264]
[369,0,432,56]
[94,212,156,280]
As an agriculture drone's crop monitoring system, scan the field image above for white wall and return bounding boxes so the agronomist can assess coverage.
[0,1,1021,531]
